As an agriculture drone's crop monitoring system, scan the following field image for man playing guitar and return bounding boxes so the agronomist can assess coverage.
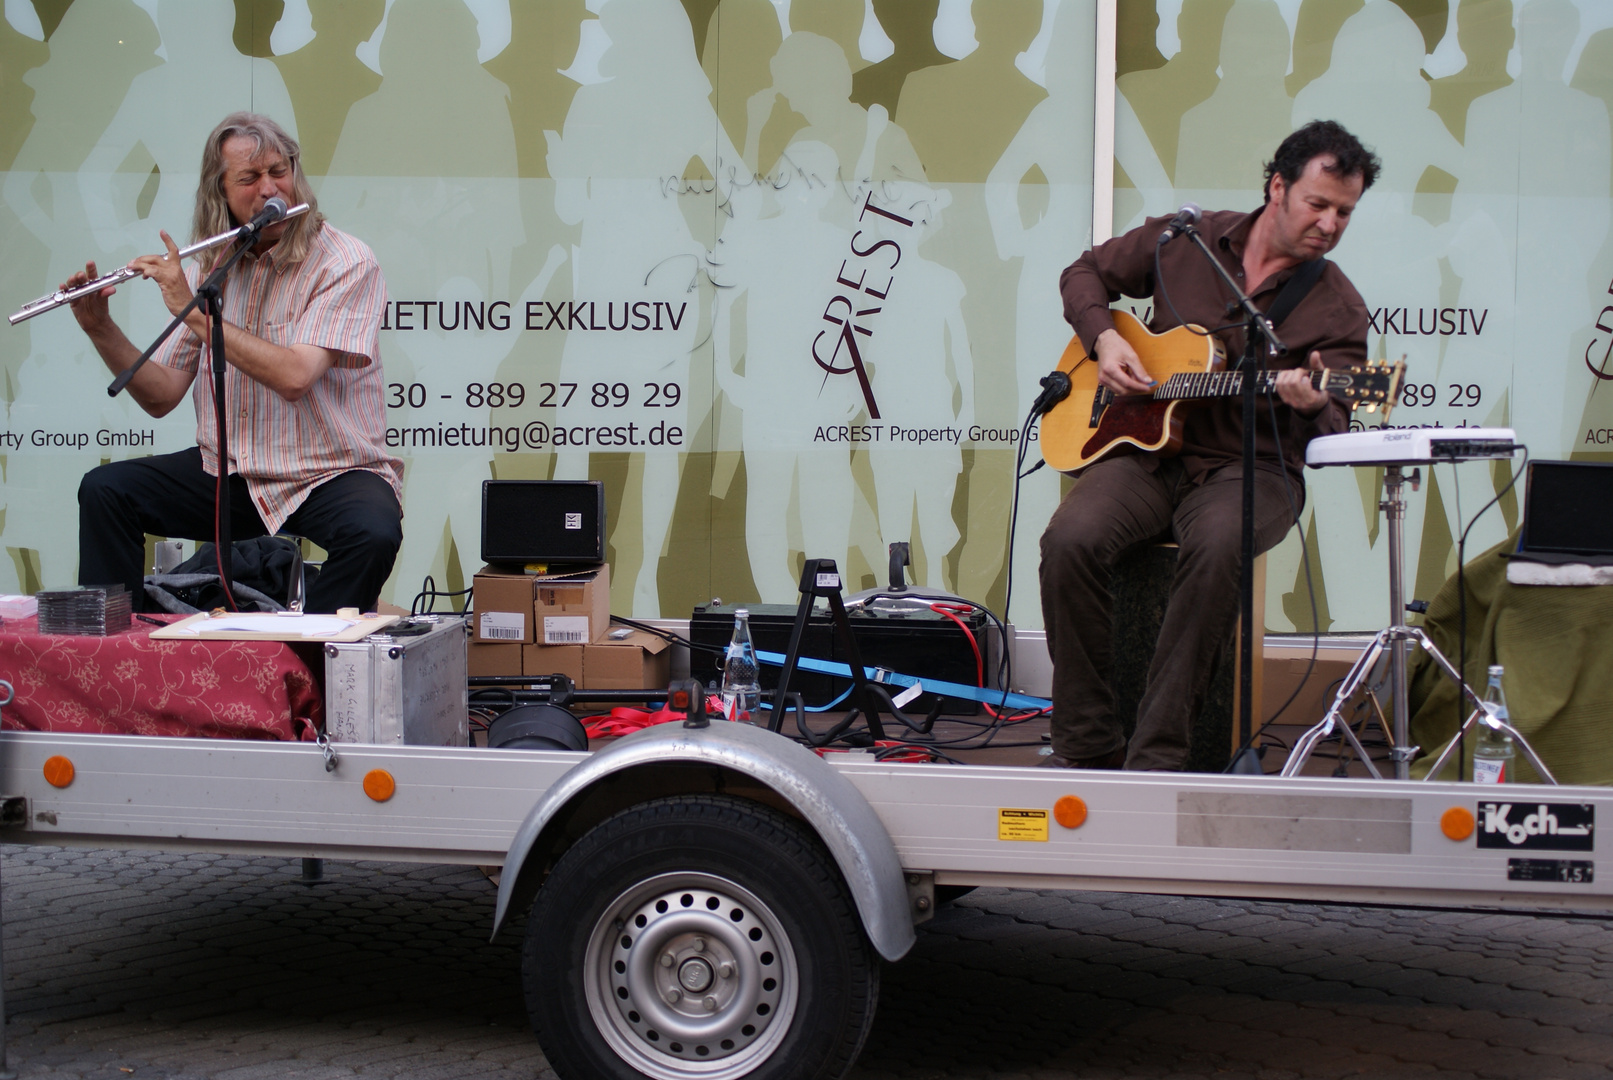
[1039,120,1380,771]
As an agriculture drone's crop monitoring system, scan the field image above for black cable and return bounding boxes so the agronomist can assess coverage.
[411,576,472,616]
[1224,380,1323,770]
[1153,238,1243,341]
[872,743,967,764]
[1001,405,1040,627]
[1452,447,1529,780]
[609,614,725,656]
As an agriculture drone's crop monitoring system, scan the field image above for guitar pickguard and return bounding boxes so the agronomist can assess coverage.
[1080,398,1177,463]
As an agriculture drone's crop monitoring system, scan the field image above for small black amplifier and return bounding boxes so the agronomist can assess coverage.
[689,601,990,715]
[481,480,606,566]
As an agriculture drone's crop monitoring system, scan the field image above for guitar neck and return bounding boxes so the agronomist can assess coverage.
[1154,369,1333,402]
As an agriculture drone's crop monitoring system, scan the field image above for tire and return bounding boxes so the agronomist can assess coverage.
[522,794,879,1080]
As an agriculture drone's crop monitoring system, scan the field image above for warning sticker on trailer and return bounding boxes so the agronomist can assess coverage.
[998,808,1049,842]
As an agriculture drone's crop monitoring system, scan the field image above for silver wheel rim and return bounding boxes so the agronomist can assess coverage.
[584,871,799,1080]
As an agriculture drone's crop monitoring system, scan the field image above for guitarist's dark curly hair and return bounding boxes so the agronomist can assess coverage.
[1262,120,1381,203]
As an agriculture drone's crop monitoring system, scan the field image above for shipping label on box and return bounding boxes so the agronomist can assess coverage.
[473,568,538,643]
[543,615,592,645]
[478,610,526,642]
[534,563,610,644]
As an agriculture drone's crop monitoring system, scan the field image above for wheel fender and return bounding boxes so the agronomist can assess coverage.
[492,721,917,962]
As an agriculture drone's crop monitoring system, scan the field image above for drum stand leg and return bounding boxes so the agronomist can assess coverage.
[1282,466,1554,781]
[1284,466,1424,777]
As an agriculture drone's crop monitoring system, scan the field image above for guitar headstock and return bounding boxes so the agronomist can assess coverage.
[1334,357,1407,423]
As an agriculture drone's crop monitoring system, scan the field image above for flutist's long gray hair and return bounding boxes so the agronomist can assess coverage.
[192,112,324,270]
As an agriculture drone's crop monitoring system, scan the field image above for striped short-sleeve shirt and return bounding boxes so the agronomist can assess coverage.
[155,221,402,534]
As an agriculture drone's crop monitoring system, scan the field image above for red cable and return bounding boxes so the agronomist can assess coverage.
[928,602,983,685]
[929,601,1048,722]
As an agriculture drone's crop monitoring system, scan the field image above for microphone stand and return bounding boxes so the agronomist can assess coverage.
[108,218,274,608]
[1175,224,1287,773]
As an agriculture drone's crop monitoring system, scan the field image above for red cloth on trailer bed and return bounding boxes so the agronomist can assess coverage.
[0,615,322,741]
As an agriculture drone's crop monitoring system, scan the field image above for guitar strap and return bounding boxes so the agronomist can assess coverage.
[1265,257,1326,329]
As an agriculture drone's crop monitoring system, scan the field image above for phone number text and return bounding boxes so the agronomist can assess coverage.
[387,382,683,410]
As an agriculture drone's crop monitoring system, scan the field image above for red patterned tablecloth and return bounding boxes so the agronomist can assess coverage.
[0,615,322,741]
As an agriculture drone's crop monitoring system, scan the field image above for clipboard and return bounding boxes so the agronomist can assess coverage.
[149,611,399,642]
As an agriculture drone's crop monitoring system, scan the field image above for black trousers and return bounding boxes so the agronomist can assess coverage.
[1039,455,1298,770]
[79,447,402,614]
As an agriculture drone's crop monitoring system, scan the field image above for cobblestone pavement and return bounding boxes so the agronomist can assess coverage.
[1,846,1610,1078]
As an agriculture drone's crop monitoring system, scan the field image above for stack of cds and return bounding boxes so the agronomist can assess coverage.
[36,585,132,636]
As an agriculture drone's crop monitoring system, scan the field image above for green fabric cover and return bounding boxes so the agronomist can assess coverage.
[1408,531,1613,785]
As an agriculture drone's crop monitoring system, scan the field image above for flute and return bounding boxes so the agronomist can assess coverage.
[8,202,311,326]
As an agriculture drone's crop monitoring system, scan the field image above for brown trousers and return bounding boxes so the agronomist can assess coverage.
[1038,455,1299,770]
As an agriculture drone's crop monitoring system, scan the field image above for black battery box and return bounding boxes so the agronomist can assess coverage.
[689,601,990,715]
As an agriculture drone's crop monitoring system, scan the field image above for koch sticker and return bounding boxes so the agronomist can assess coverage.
[1476,802,1593,851]
[564,512,582,530]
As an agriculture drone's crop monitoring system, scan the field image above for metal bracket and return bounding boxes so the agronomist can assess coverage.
[904,871,935,925]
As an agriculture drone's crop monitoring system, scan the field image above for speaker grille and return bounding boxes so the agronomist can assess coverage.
[481,480,606,564]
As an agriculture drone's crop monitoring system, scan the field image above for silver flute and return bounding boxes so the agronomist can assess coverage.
[8,202,311,326]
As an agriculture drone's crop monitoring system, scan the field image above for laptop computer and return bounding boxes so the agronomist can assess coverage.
[1513,460,1613,565]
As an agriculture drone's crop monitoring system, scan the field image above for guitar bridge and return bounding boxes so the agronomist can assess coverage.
[1090,387,1113,426]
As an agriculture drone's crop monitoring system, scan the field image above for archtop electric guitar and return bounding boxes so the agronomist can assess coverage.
[1039,310,1405,472]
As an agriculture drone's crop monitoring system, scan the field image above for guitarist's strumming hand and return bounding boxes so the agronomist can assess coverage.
[1094,327,1158,395]
[1275,351,1331,417]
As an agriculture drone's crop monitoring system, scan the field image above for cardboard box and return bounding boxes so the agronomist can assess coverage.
[524,642,585,684]
[472,563,610,645]
[467,641,523,678]
[583,629,671,690]
[473,570,536,643]
[533,563,609,645]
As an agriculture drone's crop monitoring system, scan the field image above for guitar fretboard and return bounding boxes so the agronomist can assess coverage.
[1154,369,1330,401]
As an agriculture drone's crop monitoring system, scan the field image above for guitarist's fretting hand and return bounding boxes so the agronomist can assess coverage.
[1274,351,1331,416]
[1094,327,1159,395]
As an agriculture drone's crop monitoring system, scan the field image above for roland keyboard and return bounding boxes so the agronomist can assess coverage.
[1306,427,1519,467]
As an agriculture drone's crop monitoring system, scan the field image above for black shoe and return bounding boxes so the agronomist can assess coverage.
[1038,746,1127,770]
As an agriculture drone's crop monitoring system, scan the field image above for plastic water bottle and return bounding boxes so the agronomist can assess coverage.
[720,608,761,722]
[1473,664,1515,784]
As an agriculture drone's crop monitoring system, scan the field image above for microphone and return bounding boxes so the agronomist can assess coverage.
[1031,370,1072,416]
[1157,202,1201,244]
[242,196,288,234]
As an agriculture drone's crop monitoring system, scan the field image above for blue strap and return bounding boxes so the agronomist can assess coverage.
[756,649,1051,712]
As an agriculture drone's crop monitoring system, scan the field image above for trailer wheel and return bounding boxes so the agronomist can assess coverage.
[522,794,878,1080]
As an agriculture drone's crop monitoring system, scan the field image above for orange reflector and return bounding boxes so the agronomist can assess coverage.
[363,769,396,802]
[1440,806,1474,841]
[1053,795,1087,829]
[42,755,74,788]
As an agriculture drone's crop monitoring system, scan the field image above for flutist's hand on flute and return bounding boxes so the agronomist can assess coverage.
[61,254,194,418]
[63,231,196,346]
[61,259,116,337]
[130,231,200,333]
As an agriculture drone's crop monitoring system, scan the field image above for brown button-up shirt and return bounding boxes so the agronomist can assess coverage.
[1059,206,1369,488]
